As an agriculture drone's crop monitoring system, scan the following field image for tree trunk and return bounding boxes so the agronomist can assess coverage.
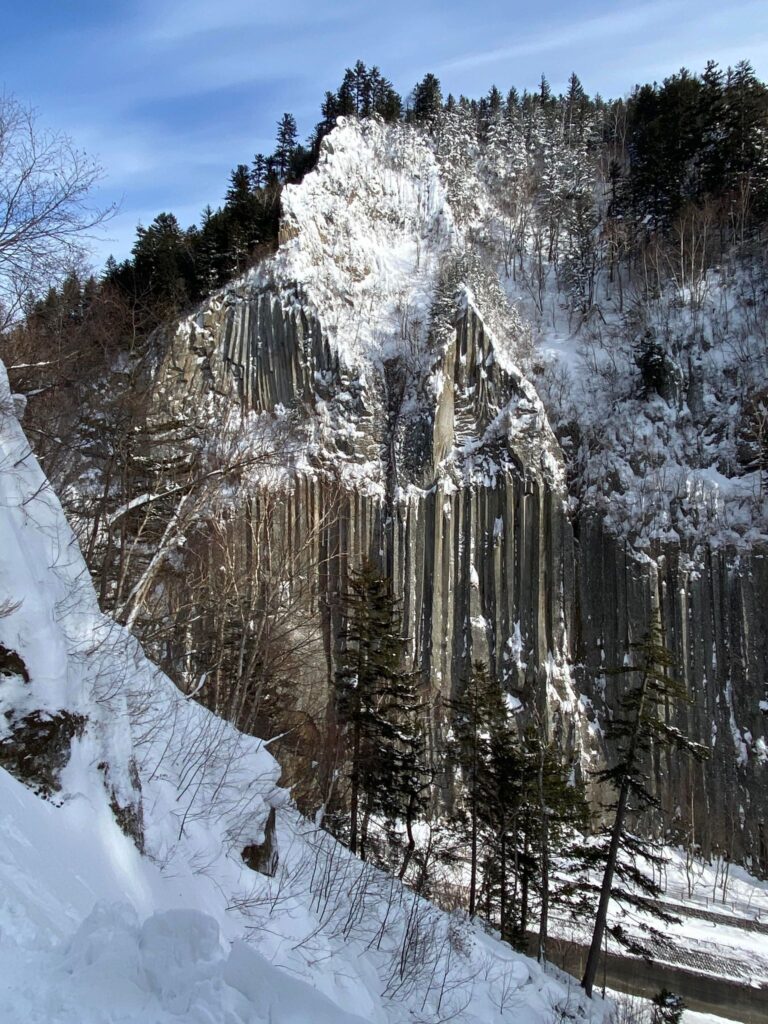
[469,787,478,918]
[349,716,361,856]
[538,755,550,963]
[500,827,507,940]
[582,668,650,997]
[581,774,631,996]
[520,830,529,938]
[359,803,371,863]
[398,793,416,881]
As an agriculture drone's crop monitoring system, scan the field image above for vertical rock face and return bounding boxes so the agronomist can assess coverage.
[576,518,768,868]
[153,117,767,874]
[167,283,572,689]
[161,270,768,873]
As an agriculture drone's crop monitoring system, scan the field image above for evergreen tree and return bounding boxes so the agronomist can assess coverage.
[130,212,196,316]
[564,72,589,141]
[529,726,591,962]
[223,164,260,273]
[337,69,357,116]
[539,74,554,107]
[273,113,299,182]
[264,155,280,187]
[412,73,443,120]
[251,153,268,190]
[723,61,768,220]
[195,205,228,293]
[226,164,253,207]
[581,627,709,997]
[482,719,590,952]
[446,668,589,944]
[286,143,314,183]
[487,85,502,115]
[486,706,527,940]
[308,64,400,168]
[316,91,340,138]
[352,59,372,117]
[368,65,402,121]
[626,68,707,229]
[725,61,768,176]
[446,660,513,918]
[102,255,119,283]
[697,60,727,198]
[334,560,427,864]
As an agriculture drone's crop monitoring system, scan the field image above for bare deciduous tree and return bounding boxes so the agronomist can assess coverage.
[0,95,114,331]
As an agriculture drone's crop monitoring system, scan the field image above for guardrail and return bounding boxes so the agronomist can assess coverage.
[660,881,768,922]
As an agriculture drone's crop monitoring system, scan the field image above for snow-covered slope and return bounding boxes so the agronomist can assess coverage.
[429,107,768,555]
[0,360,603,1022]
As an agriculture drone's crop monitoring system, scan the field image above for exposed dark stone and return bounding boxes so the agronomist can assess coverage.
[0,709,86,796]
[0,644,30,683]
[156,280,768,874]
[576,517,768,874]
[99,757,145,854]
[242,807,279,876]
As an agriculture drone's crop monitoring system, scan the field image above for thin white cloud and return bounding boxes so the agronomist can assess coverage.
[585,2,768,94]
[141,0,356,46]
[8,0,768,267]
[439,1,686,72]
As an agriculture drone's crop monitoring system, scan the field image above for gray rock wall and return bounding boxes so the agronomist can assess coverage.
[162,280,768,873]
[575,517,768,869]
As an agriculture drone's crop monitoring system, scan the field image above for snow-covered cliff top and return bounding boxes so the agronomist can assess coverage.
[272,117,456,370]
[171,118,566,494]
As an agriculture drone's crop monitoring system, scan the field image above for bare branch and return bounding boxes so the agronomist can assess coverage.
[0,94,115,331]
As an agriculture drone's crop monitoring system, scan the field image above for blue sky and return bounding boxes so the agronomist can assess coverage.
[3,0,767,267]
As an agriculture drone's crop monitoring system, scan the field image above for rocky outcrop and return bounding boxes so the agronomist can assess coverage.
[147,104,768,875]
[0,708,87,796]
[163,279,574,693]
[155,266,768,874]
[242,806,279,876]
[0,643,30,683]
[101,756,145,853]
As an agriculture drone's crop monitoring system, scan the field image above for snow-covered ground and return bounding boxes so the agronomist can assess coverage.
[683,1014,739,1024]
[547,844,768,992]
[606,990,738,1024]
[516,262,768,555]
[0,354,609,1021]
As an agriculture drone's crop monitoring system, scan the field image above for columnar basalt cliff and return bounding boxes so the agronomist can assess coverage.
[153,118,767,873]
[576,520,768,869]
[163,283,577,699]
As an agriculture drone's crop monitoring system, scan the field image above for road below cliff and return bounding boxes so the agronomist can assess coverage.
[535,935,768,1024]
